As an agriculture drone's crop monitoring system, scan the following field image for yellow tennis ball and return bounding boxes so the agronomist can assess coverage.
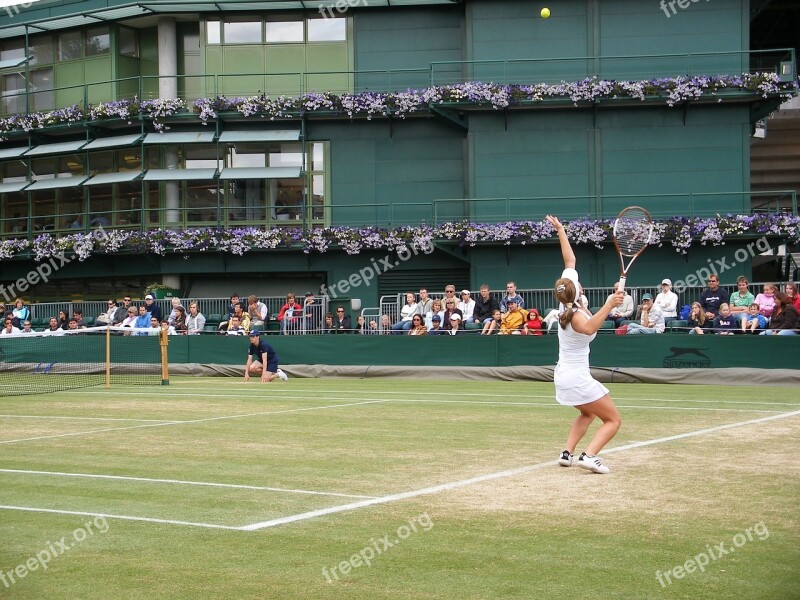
[541,7,551,18]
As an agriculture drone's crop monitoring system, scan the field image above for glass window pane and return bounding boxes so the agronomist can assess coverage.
[273,178,303,221]
[30,67,54,112]
[31,158,55,180]
[59,31,82,61]
[58,154,84,176]
[311,174,324,220]
[59,186,84,229]
[119,28,138,58]
[226,179,265,222]
[206,20,221,45]
[223,21,262,44]
[308,18,346,42]
[29,35,53,65]
[0,39,24,62]
[229,143,266,168]
[312,142,324,171]
[2,72,25,114]
[89,151,114,175]
[185,181,218,224]
[3,193,27,235]
[268,142,302,167]
[2,159,27,182]
[117,182,142,226]
[86,27,110,56]
[118,149,142,171]
[185,145,218,169]
[265,21,303,43]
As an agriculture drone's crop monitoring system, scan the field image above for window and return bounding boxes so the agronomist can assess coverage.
[3,193,27,235]
[2,72,25,114]
[119,27,138,58]
[229,144,266,168]
[29,35,54,65]
[31,158,55,180]
[2,159,27,183]
[223,20,262,44]
[57,154,84,176]
[207,20,221,45]
[268,143,302,167]
[89,151,114,175]
[308,18,346,42]
[30,68,54,112]
[185,145,218,169]
[85,27,110,56]
[0,39,24,62]
[265,21,303,43]
[58,31,82,61]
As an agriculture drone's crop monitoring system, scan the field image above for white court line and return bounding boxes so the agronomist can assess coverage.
[0,399,392,445]
[0,414,176,423]
[393,399,781,413]
[70,387,800,408]
[0,469,376,500]
[240,409,800,531]
[0,505,241,531]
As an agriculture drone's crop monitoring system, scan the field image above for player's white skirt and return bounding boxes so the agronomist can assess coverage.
[554,363,609,406]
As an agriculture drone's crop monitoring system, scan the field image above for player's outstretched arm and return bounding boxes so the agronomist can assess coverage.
[546,215,575,269]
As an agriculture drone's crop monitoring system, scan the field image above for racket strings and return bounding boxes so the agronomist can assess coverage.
[615,219,651,256]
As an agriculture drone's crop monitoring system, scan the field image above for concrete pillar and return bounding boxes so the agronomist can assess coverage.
[158,18,178,99]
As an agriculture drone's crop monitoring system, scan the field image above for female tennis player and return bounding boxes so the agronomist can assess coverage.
[547,215,624,474]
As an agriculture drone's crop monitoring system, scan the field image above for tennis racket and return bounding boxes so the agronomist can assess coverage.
[612,206,654,292]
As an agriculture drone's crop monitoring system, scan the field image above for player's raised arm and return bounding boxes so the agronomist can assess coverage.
[546,215,575,269]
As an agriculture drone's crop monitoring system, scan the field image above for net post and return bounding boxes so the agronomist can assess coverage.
[160,328,169,385]
[105,326,111,389]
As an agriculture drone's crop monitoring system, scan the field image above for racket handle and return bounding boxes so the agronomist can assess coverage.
[618,275,627,293]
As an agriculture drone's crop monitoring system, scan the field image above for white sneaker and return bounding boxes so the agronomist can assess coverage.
[558,450,573,467]
[577,453,609,474]
[276,368,288,381]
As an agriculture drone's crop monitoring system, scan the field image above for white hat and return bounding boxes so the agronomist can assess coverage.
[145,294,154,300]
[461,289,470,295]
[661,278,672,286]
[449,314,461,321]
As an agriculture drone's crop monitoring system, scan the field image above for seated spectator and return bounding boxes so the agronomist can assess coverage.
[121,307,138,329]
[72,309,87,328]
[713,303,737,335]
[369,314,392,334]
[144,295,163,322]
[499,299,527,334]
[741,303,767,334]
[441,285,458,312]
[499,281,525,313]
[11,298,29,328]
[699,275,729,320]
[19,320,35,335]
[248,295,269,329]
[186,302,206,335]
[472,284,499,325]
[277,293,302,335]
[355,315,367,335]
[322,313,335,334]
[457,290,475,322]
[333,307,352,334]
[0,318,19,335]
[786,282,800,312]
[58,310,69,330]
[605,282,634,327]
[654,279,678,320]
[482,309,502,335]
[428,314,446,335]
[687,301,709,334]
[626,293,665,334]
[522,308,544,336]
[391,292,419,334]
[407,314,427,335]
[43,317,65,336]
[424,299,444,329]
[219,293,241,330]
[226,315,247,335]
[167,297,183,326]
[442,298,463,330]
[754,283,778,320]
[728,276,755,323]
[447,314,466,335]
[147,316,162,336]
[172,305,188,334]
[112,297,132,325]
[96,299,119,325]
[134,305,151,335]
[66,317,83,333]
[417,288,433,319]
[760,292,798,336]
[224,304,250,334]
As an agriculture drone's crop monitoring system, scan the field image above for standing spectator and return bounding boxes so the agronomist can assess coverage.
[302,292,318,331]
[728,276,755,323]
[277,293,302,335]
[457,290,476,322]
[186,302,206,335]
[605,282,634,327]
[472,284,499,325]
[754,283,778,320]
[333,307,352,333]
[626,293,665,334]
[713,303,737,335]
[144,294,163,322]
[699,275,729,320]
[247,295,269,329]
[499,281,525,313]
[654,278,678,320]
[390,292,419,334]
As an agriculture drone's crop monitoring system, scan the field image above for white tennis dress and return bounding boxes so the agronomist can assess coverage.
[554,268,609,406]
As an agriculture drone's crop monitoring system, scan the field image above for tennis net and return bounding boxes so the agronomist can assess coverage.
[0,326,168,397]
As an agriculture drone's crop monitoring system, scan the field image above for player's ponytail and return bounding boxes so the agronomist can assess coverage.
[555,278,578,329]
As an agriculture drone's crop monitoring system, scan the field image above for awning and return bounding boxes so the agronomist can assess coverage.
[143,132,215,145]
[0,180,30,193]
[27,176,89,190]
[144,169,217,181]
[218,167,301,180]
[83,134,144,150]
[0,56,28,69]
[84,170,143,186]
[218,130,300,143]
[0,146,30,159]
[24,140,87,157]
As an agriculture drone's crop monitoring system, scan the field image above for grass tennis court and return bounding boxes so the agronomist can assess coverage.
[0,377,798,599]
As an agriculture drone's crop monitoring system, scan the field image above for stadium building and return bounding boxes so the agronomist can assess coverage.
[0,0,796,305]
